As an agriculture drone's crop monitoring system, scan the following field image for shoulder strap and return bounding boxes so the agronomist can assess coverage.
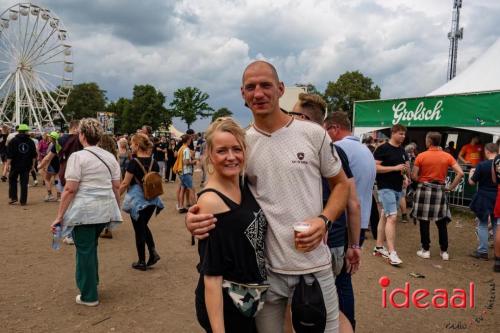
[492,159,498,184]
[198,188,239,210]
[134,157,147,175]
[85,149,112,177]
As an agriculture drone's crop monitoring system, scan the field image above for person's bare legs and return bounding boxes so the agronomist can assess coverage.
[376,212,386,247]
[339,311,354,333]
[400,197,407,216]
[179,187,185,209]
[284,304,293,333]
[385,214,398,252]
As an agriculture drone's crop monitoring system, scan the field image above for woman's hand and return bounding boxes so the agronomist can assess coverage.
[51,217,63,233]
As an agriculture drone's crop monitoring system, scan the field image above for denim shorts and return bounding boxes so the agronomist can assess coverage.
[378,188,402,217]
[180,173,193,189]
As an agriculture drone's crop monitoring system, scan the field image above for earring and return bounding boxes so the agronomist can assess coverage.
[207,163,214,175]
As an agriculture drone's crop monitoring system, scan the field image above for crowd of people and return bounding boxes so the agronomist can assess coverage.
[1,60,500,333]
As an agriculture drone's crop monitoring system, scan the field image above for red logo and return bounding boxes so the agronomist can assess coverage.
[379,276,475,309]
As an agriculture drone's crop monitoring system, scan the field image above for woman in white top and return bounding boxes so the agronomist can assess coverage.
[51,118,122,307]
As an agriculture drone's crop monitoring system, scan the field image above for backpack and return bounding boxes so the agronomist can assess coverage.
[134,158,164,200]
[172,145,187,175]
[58,134,83,186]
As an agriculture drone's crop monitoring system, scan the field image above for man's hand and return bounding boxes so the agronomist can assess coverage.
[185,204,217,240]
[345,248,361,274]
[295,217,326,253]
[393,164,406,172]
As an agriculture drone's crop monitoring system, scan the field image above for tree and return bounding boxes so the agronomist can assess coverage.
[170,87,214,129]
[131,84,172,132]
[106,97,131,134]
[62,82,107,120]
[211,107,233,122]
[324,71,381,118]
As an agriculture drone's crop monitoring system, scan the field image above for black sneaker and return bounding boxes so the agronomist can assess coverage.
[132,261,147,271]
[401,214,409,223]
[1,176,6,182]
[8,199,17,205]
[470,251,488,260]
[494,259,500,272]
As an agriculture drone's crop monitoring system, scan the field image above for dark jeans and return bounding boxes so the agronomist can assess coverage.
[336,263,356,330]
[131,205,156,262]
[9,168,29,203]
[166,161,176,181]
[419,219,448,251]
[369,194,379,240]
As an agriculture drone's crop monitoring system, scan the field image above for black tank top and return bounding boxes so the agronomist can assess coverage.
[196,182,268,284]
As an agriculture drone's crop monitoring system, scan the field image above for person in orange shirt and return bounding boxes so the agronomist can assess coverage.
[411,132,464,261]
[458,136,484,167]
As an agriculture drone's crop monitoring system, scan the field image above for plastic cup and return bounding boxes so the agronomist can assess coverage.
[293,222,310,251]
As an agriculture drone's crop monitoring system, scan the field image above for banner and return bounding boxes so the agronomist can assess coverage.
[97,112,114,133]
[354,91,500,128]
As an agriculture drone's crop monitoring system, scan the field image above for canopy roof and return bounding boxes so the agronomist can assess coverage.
[428,38,500,96]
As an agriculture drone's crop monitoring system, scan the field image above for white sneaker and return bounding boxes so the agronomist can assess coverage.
[63,236,74,245]
[440,251,449,261]
[75,295,99,307]
[44,194,56,202]
[389,251,403,266]
[417,249,430,259]
[373,246,389,258]
[33,180,38,186]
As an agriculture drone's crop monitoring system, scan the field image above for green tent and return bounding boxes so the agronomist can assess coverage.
[353,91,500,137]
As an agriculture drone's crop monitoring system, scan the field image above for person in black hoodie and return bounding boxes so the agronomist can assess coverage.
[6,124,37,205]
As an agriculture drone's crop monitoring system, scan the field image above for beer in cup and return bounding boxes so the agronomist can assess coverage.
[293,222,310,251]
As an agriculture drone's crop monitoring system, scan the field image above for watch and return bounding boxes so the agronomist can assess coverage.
[318,214,332,230]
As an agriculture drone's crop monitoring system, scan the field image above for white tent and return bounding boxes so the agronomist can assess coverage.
[428,38,500,96]
[428,38,500,138]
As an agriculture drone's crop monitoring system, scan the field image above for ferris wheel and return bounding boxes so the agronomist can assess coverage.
[0,2,73,132]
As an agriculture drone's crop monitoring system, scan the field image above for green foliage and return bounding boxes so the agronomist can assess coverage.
[170,87,214,129]
[106,98,131,134]
[63,82,106,120]
[130,84,171,132]
[324,71,381,118]
[211,107,233,122]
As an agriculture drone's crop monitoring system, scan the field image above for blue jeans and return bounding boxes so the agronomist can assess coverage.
[378,188,402,216]
[477,213,496,254]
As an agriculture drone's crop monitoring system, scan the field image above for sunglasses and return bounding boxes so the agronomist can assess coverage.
[287,111,311,121]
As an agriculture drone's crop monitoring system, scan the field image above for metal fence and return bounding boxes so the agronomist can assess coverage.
[445,169,476,207]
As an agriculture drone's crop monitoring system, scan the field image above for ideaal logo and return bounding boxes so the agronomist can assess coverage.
[379,276,475,309]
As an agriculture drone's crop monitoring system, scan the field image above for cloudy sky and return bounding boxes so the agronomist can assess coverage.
[1,0,499,131]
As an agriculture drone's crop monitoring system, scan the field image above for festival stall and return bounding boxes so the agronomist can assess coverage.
[352,38,500,206]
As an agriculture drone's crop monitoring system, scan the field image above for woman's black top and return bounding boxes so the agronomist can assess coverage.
[166,146,175,162]
[195,182,267,332]
[126,157,159,186]
[196,181,267,293]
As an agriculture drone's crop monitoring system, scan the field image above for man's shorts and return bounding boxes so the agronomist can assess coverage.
[180,173,193,189]
[378,188,402,217]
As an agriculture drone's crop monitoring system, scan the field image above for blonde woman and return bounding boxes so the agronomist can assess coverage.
[195,118,268,333]
[51,118,122,306]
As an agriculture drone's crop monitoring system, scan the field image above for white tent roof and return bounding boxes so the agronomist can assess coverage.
[428,38,500,96]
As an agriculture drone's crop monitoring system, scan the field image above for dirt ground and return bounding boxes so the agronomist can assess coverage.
[0,171,498,333]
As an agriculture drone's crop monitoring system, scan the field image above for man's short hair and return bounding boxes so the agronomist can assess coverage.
[69,120,80,130]
[324,111,351,131]
[296,93,327,124]
[485,142,498,154]
[426,132,441,146]
[181,134,190,144]
[391,124,407,133]
[242,61,280,84]
[186,129,195,135]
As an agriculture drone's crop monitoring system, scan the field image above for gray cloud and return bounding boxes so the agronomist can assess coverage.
[0,0,499,132]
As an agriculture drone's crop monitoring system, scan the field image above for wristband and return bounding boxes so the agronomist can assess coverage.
[350,244,361,249]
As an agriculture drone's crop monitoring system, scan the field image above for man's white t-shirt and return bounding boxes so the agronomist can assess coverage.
[182,147,193,175]
[65,146,120,189]
[246,118,342,275]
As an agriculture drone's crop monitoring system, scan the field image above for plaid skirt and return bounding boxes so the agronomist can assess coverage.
[411,182,451,223]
